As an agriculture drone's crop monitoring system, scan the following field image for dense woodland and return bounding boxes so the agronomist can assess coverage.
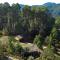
[0,2,60,60]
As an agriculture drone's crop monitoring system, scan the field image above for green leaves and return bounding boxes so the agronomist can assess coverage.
[39,46,55,60]
[34,34,44,48]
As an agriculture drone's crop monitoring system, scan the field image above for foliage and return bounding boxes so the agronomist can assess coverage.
[14,43,23,54]
[7,37,23,55]
[34,34,44,48]
[55,16,60,25]
[39,46,55,60]
[0,2,60,60]
[0,2,54,36]
[7,37,15,54]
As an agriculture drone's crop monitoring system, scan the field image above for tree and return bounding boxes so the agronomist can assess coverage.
[0,3,55,36]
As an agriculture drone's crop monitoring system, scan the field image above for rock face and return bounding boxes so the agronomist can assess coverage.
[14,35,33,43]
[20,43,42,58]
[14,35,23,41]
[28,44,42,53]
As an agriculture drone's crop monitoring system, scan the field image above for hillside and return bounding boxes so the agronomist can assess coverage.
[0,2,60,60]
[19,2,60,17]
[43,2,60,17]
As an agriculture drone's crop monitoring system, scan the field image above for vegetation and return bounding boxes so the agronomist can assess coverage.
[34,34,44,48]
[44,2,60,17]
[0,2,60,60]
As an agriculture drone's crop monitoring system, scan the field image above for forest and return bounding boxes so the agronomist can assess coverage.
[0,2,60,60]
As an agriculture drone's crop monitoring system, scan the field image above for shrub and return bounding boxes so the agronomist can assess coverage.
[34,34,43,48]
[39,46,55,60]
[7,37,23,55]
[15,43,23,54]
[7,37,15,54]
